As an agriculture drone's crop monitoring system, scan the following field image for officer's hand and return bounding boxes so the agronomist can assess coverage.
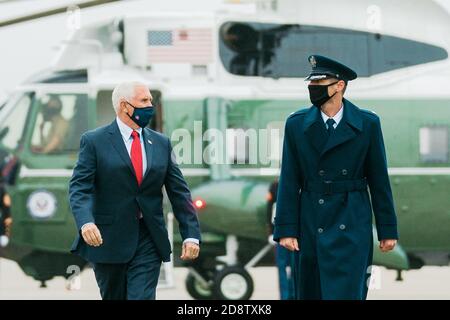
[280,237,300,251]
[181,242,200,261]
[81,223,103,247]
[379,239,397,252]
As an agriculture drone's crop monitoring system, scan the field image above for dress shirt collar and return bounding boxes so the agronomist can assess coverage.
[116,116,142,140]
[321,103,344,126]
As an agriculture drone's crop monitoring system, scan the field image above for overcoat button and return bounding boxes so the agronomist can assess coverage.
[319,170,325,176]
[342,169,348,175]
[318,199,324,205]
[318,228,323,233]
[339,224,346,230]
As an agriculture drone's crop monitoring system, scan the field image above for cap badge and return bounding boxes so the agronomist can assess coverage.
[309,56,317,68]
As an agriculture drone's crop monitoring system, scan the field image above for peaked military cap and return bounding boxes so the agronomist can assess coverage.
[305,55,357,82]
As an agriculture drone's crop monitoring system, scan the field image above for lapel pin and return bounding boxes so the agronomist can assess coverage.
[148,139,152,145]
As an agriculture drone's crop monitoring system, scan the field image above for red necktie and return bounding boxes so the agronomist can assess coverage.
[131,131,143,186]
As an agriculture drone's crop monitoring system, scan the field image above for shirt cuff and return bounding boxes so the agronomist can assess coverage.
[183,238,199,245]
[81,222,95,231]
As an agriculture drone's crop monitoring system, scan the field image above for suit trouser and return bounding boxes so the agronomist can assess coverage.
[93,219,162,300]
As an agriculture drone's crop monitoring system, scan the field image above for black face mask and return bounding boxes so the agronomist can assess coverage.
[126,101,154,128]
[308,81,339,108]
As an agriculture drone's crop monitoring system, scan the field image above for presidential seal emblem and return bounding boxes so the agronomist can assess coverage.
[26,190,57,219]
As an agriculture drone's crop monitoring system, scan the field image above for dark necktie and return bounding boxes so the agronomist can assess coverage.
[131,131,143,186]
[326,118,336,135]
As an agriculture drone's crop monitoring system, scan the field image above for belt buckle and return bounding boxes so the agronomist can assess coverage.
[324,180,333,195]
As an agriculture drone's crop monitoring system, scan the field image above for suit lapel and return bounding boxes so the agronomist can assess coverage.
[303,106,329,154]
[320,122,356,157]
[107,120,135,176]
[320,99,363,157]
[142,128,154,182]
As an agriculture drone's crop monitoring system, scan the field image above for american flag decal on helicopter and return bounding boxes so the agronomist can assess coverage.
[147,28,213,64]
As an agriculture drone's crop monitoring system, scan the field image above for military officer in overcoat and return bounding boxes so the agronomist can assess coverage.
[273,55,398,300]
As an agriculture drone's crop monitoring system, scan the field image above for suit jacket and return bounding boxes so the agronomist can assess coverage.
[69,120,201,263]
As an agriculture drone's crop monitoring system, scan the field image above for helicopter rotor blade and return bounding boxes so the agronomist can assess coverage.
[0,0,122,28]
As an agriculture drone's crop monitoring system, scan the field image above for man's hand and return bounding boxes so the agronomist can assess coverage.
[81,224,103,247]
[379,239,397,252]
[280,237,300,251]
[181,242,200,261]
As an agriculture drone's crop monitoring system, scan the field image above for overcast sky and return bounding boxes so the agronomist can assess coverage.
[0,0,449,103]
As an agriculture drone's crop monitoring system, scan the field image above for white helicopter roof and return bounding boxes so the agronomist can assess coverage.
[16,0,450,99]
[51,0,450,72]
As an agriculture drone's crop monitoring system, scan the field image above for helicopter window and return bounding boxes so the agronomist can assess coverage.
[219,22,448,78]
[27,70,88,84]
[419,126,448,163]
[30,94,88,154]
[224,100,294,168]
[97,90,117,127]
[0,93,33,151]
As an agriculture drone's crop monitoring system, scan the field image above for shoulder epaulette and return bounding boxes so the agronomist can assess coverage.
[288,108,309,119]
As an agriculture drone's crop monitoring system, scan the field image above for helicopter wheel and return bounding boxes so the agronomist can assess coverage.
[185,272,214,300]
[212,266,253,300]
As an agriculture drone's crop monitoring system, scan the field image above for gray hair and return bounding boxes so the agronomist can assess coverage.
[111,81,148,113]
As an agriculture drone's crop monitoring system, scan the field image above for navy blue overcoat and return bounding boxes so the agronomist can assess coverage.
[274,99,398,300]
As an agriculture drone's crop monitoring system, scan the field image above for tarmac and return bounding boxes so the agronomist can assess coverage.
[0,258,449,300]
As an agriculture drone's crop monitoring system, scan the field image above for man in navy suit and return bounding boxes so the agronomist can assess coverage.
[69,81,201,300]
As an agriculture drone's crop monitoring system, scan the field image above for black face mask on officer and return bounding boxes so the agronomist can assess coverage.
[308,81,339,108]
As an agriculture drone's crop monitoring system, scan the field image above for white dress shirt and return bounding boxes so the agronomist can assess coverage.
[116,117,147,173]
[321,104,344,129]
[82,117,199,245]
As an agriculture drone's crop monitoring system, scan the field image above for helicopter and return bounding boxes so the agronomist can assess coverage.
[0,0,450,300]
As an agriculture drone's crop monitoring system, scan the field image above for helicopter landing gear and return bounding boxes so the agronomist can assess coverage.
[185,268,214,300]
[186,264,254,300]
[185,235,273,300]
[212,265,253,300]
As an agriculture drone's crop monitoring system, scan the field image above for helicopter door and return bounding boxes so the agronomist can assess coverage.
[204,97,231,180]
[96,89,163,132]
